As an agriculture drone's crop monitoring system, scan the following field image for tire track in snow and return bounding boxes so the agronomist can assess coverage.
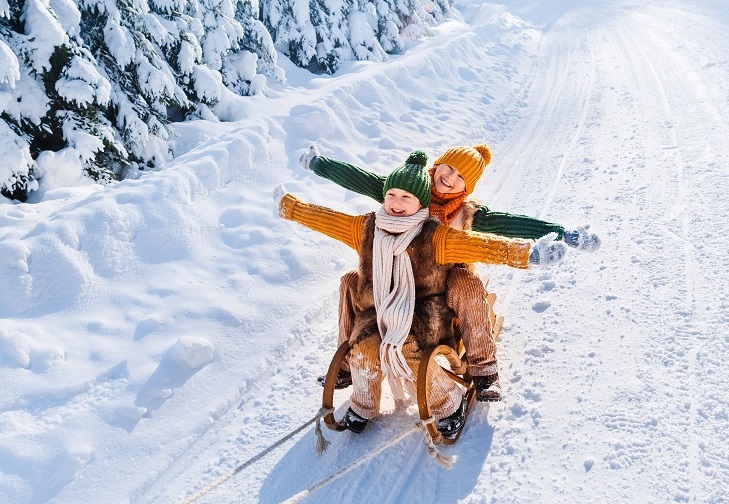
[619,27,701,501]
[616,6,729,499]
[604,6,729,498]
[495,25,597,318]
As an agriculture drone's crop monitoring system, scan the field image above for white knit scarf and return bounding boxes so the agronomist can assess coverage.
[373,206,430,382]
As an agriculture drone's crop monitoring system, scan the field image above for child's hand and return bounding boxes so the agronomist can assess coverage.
[529,232,567,266]
[273,183,287,206]
[299,144,320,171]
[563,225,601,251]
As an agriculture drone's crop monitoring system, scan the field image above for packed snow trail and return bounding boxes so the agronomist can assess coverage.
[163,2,729,503]
[478,2,729,502]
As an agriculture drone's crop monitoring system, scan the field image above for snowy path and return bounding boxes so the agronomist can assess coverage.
[478,2,729,502]
[164,2,729,503]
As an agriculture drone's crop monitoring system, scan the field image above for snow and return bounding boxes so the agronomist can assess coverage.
[23,0,69,73]
[104,16,136,68]
[192,64,224,103]
[0,123,33,190]
[2,0,729,503]
[48,0,82,36]
[56,57,112,107]
[0,39,19,87]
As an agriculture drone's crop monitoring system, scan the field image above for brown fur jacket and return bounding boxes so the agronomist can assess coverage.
[349,214,457,350]
[455,196,479,232]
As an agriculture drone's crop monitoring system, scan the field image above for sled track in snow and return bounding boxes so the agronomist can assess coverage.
[539,30,597,220]
[495,25,598,313]
[484,21,596,212]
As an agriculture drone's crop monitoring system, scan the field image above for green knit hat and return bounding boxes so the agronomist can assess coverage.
[382,151,431,208]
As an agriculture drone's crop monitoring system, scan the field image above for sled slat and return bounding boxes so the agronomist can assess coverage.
[492,316,504,340]
[485,292,497,329]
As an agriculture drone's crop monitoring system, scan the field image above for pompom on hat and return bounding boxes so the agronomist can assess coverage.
[432,144,492,194]
[382,150,431,208]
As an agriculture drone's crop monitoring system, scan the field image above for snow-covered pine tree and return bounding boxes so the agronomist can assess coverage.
[308,0,350,73]
[0,0,35,200]
[1,0,125,201]
[260,0,453,74]
[372,0,453,46]
[233,0,284,92]
[78,0,190,173]
[176,0,283,115]
[261,0,350,74]
[1,0,286,201]
[348,0,390,61]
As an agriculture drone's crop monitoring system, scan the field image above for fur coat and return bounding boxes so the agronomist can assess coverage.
[349,214,457,350]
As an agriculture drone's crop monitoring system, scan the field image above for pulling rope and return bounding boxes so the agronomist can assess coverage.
[179,406,333,504]
[181,407,456,504]
[283,416,458,503]
[281,424,421,504]
[416,417,457,469]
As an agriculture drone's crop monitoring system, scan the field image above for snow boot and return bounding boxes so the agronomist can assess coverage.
[473,374,502,402]
[343,407,368,433]
[436,397,467,439]
[317,369,352,389]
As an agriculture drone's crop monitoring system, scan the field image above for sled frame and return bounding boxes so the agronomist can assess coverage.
[321,341,351,431]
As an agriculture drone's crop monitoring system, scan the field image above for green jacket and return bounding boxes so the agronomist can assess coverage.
[312,156,566,240]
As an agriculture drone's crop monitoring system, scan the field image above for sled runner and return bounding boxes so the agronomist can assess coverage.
[321,286,504,444]
[321,341,353,433]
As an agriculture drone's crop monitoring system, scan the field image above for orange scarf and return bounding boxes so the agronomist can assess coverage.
[428,167,467,225]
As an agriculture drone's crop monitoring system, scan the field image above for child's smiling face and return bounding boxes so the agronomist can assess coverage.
[432,163,466,194]
[384,188,422,217]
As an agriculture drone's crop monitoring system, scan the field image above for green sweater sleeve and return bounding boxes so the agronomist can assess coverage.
[311,156,386,203]
[471,204,566,240]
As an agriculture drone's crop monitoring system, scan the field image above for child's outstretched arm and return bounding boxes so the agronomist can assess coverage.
[431,227,566,269]
[471,206,566,239]
[298,145,601,252]
[471,205,601,251]
[299,145,386,203]
[275,185,365,251]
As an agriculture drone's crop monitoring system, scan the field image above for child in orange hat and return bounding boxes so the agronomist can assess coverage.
[300,143,599,401]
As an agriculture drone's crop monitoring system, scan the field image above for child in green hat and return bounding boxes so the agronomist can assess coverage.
[276,151,565,437]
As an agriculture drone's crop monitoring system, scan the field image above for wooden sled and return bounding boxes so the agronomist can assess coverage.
[322,282,504,443]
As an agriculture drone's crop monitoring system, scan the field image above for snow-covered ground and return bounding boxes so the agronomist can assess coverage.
[2,0,729,502]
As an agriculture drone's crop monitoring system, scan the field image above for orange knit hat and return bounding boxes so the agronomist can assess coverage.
[432,144,492,194]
